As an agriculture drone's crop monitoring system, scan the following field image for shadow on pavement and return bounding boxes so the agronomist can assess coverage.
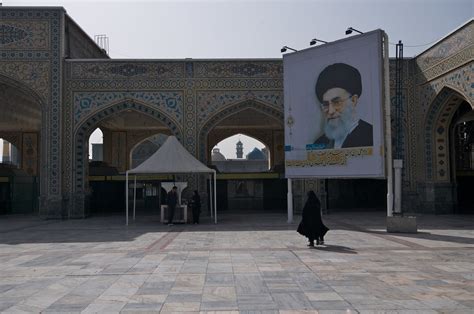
[383,231,474,245]
[312,244,358,254]
[0,212,473,246]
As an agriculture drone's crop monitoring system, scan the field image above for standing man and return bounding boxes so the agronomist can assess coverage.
[167,186,178,225]
[314,63,373,149]
[190,190,201,224]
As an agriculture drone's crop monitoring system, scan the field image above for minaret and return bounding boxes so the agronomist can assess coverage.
[236,140,243,158]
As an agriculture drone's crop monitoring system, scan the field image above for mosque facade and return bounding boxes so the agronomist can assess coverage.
[0,7,472,217]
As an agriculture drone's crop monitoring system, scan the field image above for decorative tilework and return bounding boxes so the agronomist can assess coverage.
[73,100,182,191]
[416,21,473,72]
[424,90,464,181]
[421,45,473,84]
[196,90,283,127]
[67,78,186,90]
[22,132,38,176]
[198,99,284,162]
[194,61,283,78]
[390,90,408,160]
[183,62,196,156]
[73,91,184,126]
[48,10,62,198]
[0,24,29,45]
[0,8,62,206]
[0,61,50,101]
[0,20,50,50]
[70,62,185,79]
[419,63,473,111]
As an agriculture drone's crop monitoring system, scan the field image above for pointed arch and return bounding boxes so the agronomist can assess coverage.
[0,74,47,108]
[424,86,468,181]
[198,99,283,163]
[0,74,43,178]
[73,100,182,193]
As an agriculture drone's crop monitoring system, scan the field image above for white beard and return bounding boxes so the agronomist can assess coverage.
[324,105,357,141]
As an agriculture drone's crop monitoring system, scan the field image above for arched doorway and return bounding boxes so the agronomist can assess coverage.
[72,100,181,217]
[199,99,285,212]
[425,87,472,214]
[0,79,42,214]
[211,133,270,173]
[451,102,474,213]
[89,128,104,161]
[211,133,273,212]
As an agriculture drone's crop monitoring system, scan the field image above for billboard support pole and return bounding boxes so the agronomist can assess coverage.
[383,32,394,217]
[287,178,293,223]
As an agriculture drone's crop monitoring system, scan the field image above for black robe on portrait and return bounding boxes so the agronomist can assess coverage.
[297,192,329,241]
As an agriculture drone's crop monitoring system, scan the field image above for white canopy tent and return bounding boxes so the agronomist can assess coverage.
[125,136,217,225]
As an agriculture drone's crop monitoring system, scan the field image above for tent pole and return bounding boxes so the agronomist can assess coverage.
[133,175,137,221]
[209,175,213,218]
[214,171,217,224]
[126,172,129,226]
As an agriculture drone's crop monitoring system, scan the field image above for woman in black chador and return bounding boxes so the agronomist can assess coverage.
[190,190,201,224]
[297,191,329,246]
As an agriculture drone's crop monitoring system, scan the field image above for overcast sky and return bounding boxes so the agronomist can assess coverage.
[2,0,472,159]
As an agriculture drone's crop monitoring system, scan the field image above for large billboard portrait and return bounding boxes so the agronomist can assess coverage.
[284,30,385,178]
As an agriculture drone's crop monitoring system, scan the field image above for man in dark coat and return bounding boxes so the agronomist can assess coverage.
[167,186,178,225]
[190,190,201,224]
[313,63,373,149]
[297,191,329,246]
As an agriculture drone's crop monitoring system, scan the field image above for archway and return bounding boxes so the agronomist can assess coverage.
[89,128,103,161]
[199,99,284,167]
[451,102,473,213]
[211,133,270,173]
[199,99,285,212]
[0,79,43,214]
[424,87,472,213]
[72,100,181,217]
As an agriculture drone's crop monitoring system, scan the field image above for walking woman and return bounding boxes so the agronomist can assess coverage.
[297,191,329,246]
[191,190,201,224]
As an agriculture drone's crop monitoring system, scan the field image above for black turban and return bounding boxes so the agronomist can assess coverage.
[315,63,362,103]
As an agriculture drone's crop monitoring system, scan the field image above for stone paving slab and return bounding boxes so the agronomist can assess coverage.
[0,212,473,313]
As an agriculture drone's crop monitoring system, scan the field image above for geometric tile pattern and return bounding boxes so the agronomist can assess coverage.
[73,91,184,126]
[0,8,63,210]
[196,90,283,127]
[405,21,473,209]
[416,22,473,72]
[0,61,50,100]
[424,92,465,181]
[198,99,284,162]
[0,20,50,50]
[419,64,472,183]
[70,61,185,79]
[194,61,282,78]
[73,100,182,192]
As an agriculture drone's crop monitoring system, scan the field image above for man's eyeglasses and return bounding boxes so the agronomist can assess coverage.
[321,96,351,111]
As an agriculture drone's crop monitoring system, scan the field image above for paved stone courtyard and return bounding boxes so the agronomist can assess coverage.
[0,212,473,313]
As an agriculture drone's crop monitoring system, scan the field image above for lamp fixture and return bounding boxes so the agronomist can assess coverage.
[345,27,363,35]
[309,38,328,46]
[281,46,298,53]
